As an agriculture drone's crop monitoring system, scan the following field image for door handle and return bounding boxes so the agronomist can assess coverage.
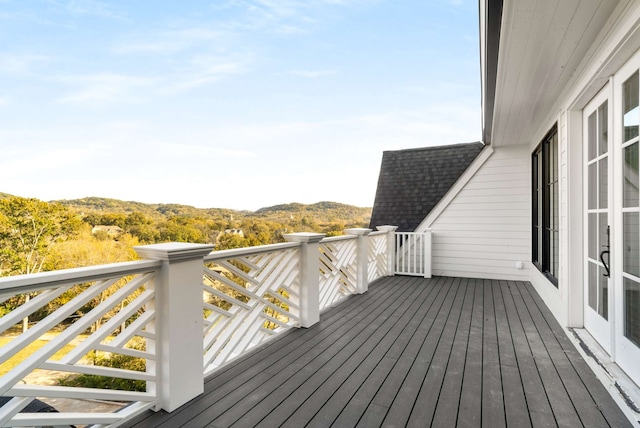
[600,225,610,277]
[600,250,610,277]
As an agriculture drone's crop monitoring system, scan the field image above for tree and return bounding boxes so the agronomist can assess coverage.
[0,197,82,331]
[0,197,81,276]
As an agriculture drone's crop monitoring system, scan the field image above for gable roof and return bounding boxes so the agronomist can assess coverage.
[369,141,485,232]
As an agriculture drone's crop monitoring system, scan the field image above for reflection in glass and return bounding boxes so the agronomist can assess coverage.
[625,143,639,208]
[599,101,608,156]
[589,262,597,312]
[588,111,597,161]
[624,212,640,278]
[588,213,597,260]
[624,277,640,347]
[624,71,639,142]
[589,163,597,210]
[599,267,608,319]
[599,159,608,209]
[547,132,559,279]
[599,213,608,256]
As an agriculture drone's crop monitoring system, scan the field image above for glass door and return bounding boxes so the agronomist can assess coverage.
[584,89,612,352]
[614,68,640,382]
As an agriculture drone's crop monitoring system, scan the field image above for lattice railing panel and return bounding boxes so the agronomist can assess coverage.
[0,261,161,427]
[318,236,358,310]
[368,231,388,283]
[202,244,301,374]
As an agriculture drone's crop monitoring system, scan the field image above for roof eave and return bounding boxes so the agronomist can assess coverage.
[480,0,503,146]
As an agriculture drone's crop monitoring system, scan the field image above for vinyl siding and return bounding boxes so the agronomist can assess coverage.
[424,145,530,280]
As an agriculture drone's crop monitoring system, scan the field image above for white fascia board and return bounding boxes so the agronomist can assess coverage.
[414,144,494,232]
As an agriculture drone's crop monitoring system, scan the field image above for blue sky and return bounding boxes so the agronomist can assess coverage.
[1,0,480,210]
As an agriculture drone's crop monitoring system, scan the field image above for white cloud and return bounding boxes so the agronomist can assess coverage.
[218,0,371,35]
[44,0,125,19]
[58,73,160,104]
[0,147,92,181]
[156,142,257,159]
[0,53,54,76]
[113,28,226,55]
[168,54,251,91]
[289,69,337,78]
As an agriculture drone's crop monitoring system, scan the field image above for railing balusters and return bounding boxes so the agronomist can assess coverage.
[394,230,432,277]
[0,226,412,427]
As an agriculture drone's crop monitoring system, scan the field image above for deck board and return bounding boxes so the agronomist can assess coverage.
[457,278,484,427]
[123,276,632,428]
[495,280,531,428]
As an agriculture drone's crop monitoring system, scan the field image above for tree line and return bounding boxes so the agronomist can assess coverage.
[0,195,371,278]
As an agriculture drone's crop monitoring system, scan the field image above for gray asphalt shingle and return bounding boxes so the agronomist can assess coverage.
[369,141,484,232]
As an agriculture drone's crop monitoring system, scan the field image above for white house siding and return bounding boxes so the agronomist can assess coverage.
[422,145,531,281]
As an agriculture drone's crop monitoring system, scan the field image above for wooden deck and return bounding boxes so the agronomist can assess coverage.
[123,276,632,427]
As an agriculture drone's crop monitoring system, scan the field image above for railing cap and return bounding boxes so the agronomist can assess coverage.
[376,225,398,232]
[344,228,372,236]
[283,232,325,243]
[134,242,215,261]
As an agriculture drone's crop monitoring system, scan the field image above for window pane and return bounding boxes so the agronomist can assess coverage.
[624,212,640,278]
[624,143,639,208]
[531,126,559,284]
[599,101,608,156]
[624,277,640,347]
[588,111,597,161]
[552,229,559,278]
[599,266,608,320]
[589,213,597,260]
[599,158,608,209]
[550,133,559,280]
[599,213,608,251]
[589,262,597,311]
[538,223,543,264]
[589,163,597,209]
[624,71,639,142]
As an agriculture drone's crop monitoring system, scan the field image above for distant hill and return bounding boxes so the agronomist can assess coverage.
[1,193,370,228]
[255,201,371,223]
[55,197,245,220]
[53,197,371,224]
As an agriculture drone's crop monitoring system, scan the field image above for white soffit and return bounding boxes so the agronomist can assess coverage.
[491,0,619,147]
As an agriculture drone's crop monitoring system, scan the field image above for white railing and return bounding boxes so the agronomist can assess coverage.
[395,230,432,277]
[0,260,162,428]
[368,231,388,283]
[0,225,418,427]
[319,234,360,310]
[202,242,301,375]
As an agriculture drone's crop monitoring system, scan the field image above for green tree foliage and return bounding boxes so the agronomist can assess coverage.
[58,353,146,392]
[0,197,82,275]
[58,339,146,392]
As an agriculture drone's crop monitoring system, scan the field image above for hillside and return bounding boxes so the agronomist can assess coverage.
[2,193,371,246]
[55,197,245,221]
[55,197,371,224]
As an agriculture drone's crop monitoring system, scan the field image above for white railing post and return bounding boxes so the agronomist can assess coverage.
[376,225,398,276]
[134,242,214,412]
[345,228,372,294]
[424,229,432,278]
[283,232,325,328]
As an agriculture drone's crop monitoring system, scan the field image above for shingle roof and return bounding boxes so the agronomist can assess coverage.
[369,141,485,232]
